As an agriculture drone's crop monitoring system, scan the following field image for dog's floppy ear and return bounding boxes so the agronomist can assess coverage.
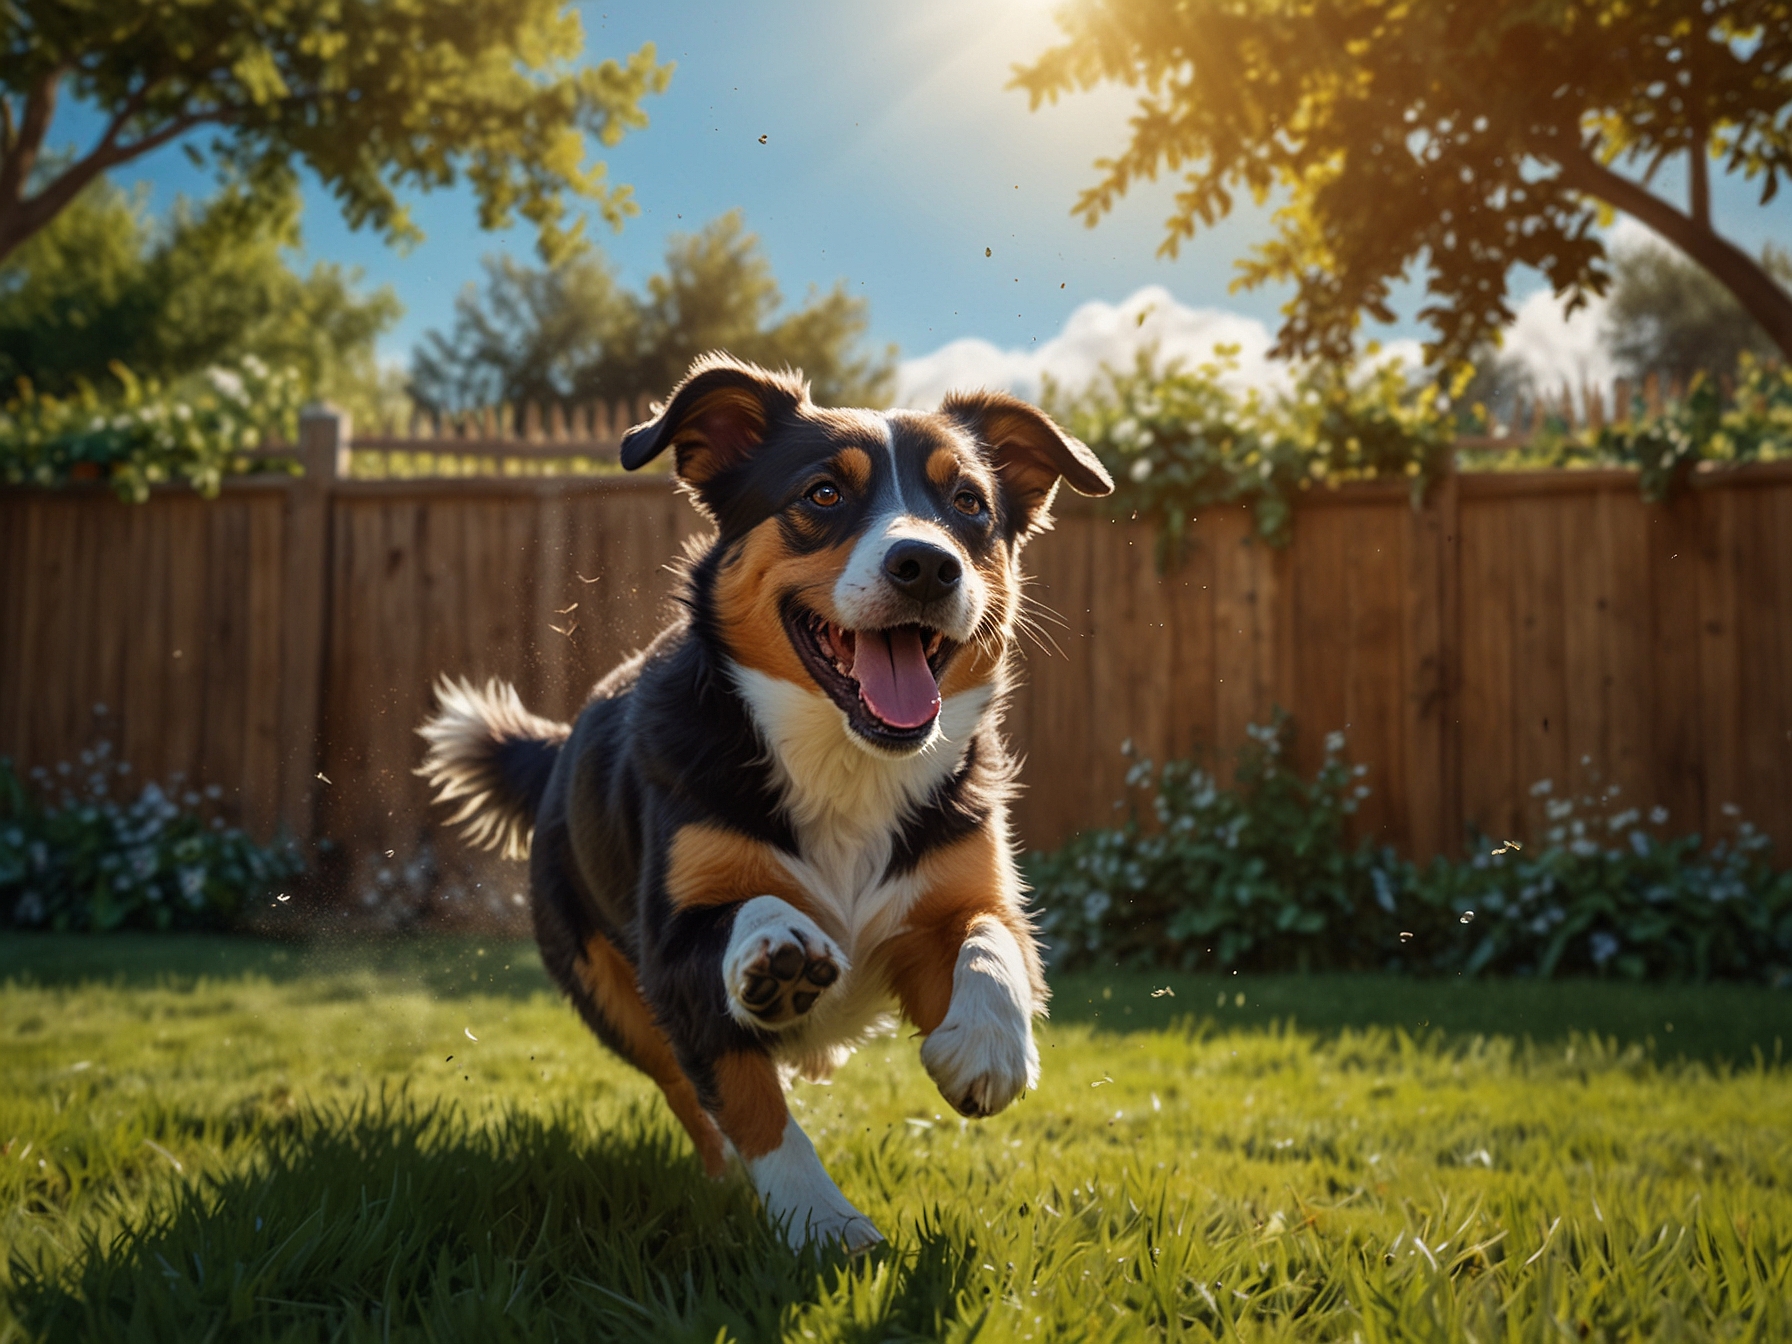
[620,353,805,489]
[940,390,1113,533]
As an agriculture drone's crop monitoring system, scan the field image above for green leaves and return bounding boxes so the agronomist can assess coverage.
[1028,718,1792,982]
[1459,356,1792,500]
[0,357,304,501]
[411,211,898,412]
[2,0,671,264]
[1046,346,1455,554]
[0,174,401,415]
[0,748,304,933]
[1015,0,1792,366]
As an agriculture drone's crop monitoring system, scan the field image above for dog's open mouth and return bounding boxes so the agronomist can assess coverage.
[784,604,958,746]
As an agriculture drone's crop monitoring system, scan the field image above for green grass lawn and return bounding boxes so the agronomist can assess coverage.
[3,936,1790,1342]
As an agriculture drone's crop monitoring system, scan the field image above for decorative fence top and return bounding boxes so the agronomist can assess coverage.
[285,369,1766,482]
[335,395,658,479]
[1458,370,1729,448]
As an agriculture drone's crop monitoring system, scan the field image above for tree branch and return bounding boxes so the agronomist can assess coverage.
[0,70,62,223]
[0,106,224,265]
[1689,127,1710,230]
[1555,147,1792,362]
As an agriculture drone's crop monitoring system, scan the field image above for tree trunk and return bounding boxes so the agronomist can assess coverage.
[1558,149,1792,363]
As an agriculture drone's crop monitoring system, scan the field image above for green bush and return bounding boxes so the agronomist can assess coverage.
[0,357,303,503]
[0,745,303,932]
[1028,719,1792,983]
[1458,356,1792,500]
[1045,348,1460,557]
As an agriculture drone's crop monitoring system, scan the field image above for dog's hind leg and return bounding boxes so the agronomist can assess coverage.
[572,931,729,1177]
[704,1049,882,1253]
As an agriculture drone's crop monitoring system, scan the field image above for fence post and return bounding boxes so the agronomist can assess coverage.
[277,404,346,844]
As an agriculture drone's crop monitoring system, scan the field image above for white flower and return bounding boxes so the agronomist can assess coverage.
[1530,779,1553,797]
[1324,731,1346,754]
[205,367,245,399]
[1589,931,1620,966]
[1649,806,1669,825]
[177,865,207,905]
[1129,457,1153,483]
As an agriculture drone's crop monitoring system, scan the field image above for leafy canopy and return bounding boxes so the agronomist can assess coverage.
[411,211,898,411]
[0,174,399,419]
[0,0,671,264]
[1014,0,1792,366]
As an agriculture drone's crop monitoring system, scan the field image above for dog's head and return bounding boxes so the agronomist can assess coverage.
[622,353,1112,756]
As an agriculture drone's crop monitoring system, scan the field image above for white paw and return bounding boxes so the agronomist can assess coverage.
[750,1116,883,1254]
[724,897,847,1031]
[921,1011,1038,1117]
[920,919,1042,1117]
[786,1206,885,1255]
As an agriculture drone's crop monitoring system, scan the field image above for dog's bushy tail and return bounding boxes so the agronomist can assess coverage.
[416,677,571,860]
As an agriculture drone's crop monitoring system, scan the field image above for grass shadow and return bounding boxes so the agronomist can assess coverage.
[4,1092,985,1344]
[1049,969,1792,1066]
[0,932,549,1001]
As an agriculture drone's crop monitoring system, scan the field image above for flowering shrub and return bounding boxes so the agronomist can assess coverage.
[1028,721,1792,983]
[1457,356,1792,501]
[0,358,304,503]
[1029,715,1401,971]
[1401,780,1792,982]
[1046,348,1459,557]
[0,745,303,932]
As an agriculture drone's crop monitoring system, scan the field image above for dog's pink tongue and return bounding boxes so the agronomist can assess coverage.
[853,627,940,729]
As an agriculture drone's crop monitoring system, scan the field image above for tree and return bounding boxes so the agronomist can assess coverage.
[0,174,400,419]
[1604,239,1792,382]
[1013,0,1792,367]
[411,211,898,410]
[0,0,670,265]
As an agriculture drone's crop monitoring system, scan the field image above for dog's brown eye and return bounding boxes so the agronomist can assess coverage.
[807,482,842,508]
[954,490,985,517]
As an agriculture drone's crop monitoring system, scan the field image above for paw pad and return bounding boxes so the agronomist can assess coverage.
[736,930,839,1026]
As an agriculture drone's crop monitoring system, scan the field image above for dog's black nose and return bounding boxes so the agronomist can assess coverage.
[883,539,962,605]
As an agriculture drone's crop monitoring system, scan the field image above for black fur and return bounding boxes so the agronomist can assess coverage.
[421,354,1113,1199]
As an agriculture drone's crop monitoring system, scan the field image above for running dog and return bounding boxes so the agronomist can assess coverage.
[417,353,1112,1250]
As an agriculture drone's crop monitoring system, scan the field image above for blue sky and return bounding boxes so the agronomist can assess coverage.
[57,0,1792,396]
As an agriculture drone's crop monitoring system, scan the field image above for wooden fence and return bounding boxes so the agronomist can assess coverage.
[4,406,1790,916]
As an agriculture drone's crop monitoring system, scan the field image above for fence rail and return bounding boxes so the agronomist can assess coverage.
[5,404,1790,917]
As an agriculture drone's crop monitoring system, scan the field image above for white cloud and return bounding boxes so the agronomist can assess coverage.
[897,286,1435,408]
[1499,287,1617,392]
[894,286,1292,408]
[897,265,1641,411]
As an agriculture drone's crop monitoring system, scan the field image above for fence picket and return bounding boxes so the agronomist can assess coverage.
[3,414,1788,911]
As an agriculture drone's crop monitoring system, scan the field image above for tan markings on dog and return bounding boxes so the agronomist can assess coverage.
[672,387,767,486]
[666,822,808,911]
[925,445,963,489]
[975,405,1065,507]
[576,932,727,1176]
[832,446,873,493]
[878,826,1043,1034]
[711,1050,789,1158]
[713,525,854,685]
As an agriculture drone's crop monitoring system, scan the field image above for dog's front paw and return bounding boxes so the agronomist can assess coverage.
[725,897,846,1030]
[920,1003,1040,1118]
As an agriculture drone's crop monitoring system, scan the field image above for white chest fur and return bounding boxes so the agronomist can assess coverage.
[726,663,994,1076]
